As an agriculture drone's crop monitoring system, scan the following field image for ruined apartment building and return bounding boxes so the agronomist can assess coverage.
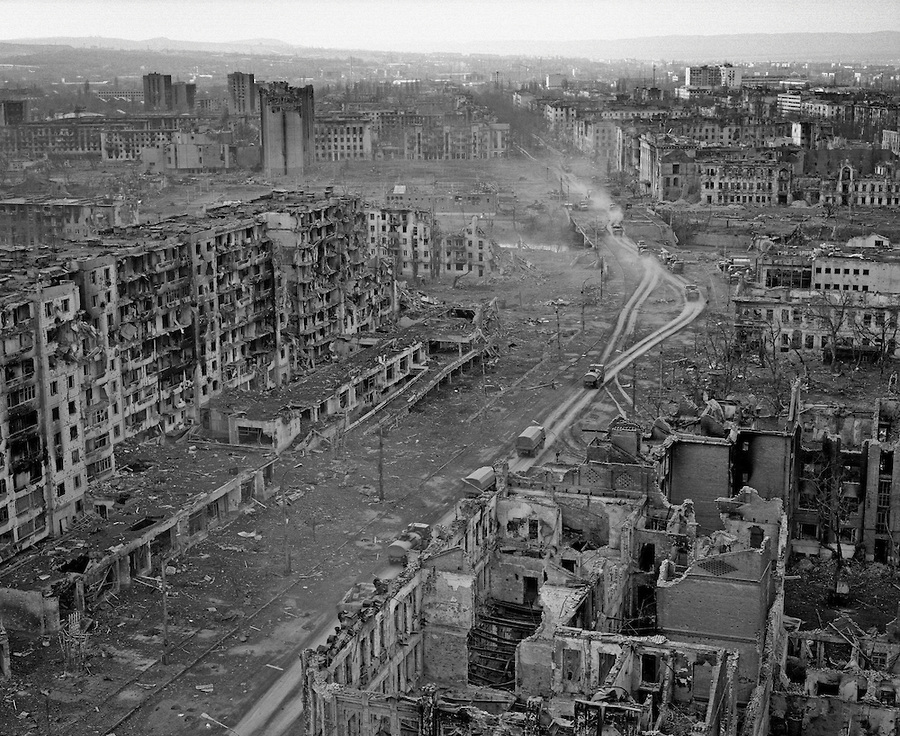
[0,196,140,247]
[142,72,173,112]
[0,439,276,635]
[366,209,498,280]
[735,233,900,362]
[774,612,900,734]
[789,396,900,567]
[260,82,315,177]
[0,115,193,162]
[227,71,258,117]
[301,452,788,736]
[0,189,396,558]
[315,115,373,162]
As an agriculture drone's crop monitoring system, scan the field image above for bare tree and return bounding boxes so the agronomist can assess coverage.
[699,311,746,398]
[852,300,900,375]
[802,290,855,366]
[755,319,795,414]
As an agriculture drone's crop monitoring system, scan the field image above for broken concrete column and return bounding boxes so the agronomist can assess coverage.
[0,620,10,679]
[493,460,509,496]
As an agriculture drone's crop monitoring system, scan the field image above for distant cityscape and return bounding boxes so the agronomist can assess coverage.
[0,32,899,736]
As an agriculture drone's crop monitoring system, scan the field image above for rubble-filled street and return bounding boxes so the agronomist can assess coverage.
[2,17,900,736]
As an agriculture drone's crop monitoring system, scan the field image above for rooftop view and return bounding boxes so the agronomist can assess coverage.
[0,2,899,735]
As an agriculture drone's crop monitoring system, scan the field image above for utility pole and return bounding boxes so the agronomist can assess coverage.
[632,360,638,416]
[278,465,293,576]
[161,557,169,665]
[556,304,561,354]
[378,425,385,503]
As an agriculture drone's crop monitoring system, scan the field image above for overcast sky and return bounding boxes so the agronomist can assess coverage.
[2,0,898,52]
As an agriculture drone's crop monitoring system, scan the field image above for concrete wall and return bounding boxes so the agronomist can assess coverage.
[555,494,640,550]
[516,636,554,697]
[657,548,772,701]
[496,496,560,548]
[742,431,797,503]
[489,555,545,606]
[0,587,60,633]
[421,553,474,685]
[667,440,732,533]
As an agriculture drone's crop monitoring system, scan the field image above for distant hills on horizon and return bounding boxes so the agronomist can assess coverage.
[3,31,900,63]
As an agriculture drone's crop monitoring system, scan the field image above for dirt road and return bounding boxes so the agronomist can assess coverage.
[227,228,707,736]
[8,152,705,736]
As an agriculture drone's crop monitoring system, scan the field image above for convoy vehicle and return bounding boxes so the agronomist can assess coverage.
[516,425,546,457]
[462,466,497,497]
[387,522,431,564]
[583,363,606,388]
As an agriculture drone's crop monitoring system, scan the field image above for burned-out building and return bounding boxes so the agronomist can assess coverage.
[300,455,789,736]
[0,439,276,634]
[790,397,900,567]
[0,189,397,558]
[260,82,315,177]
[0,196,139,246]
[772,612,900,735]
[734,234,900,362]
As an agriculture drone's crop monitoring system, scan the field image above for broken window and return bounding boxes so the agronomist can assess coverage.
[562,649,582,681]
[641,653,659,684]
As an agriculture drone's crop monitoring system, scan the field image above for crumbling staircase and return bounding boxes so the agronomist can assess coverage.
[467,600,542,690]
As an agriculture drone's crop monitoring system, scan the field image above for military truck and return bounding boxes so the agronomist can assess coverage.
[516,425,546,457]
[583,363,606,388]
[462,466,497,497]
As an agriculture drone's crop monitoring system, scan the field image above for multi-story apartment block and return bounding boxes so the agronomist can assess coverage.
[442,216,494,278]
[639,133,698,201]
[470,122,509,159]
[260,82,315,177]
[0,99,28,126]
[314,115,372,161]
[95,89,144,103]
[264,192,395,368]
[366,207,434,280]
[0,196,139,246]
[777,92,804,116]
[672,117,792,147]
[789,398,900,566]
[685,64,743,89]
[735,234,900,361]
[140,130,230,173]
[699,157,796,206]
[171,82,196,113]
[820,161,900,208]
[0,189,396,558]
[543,100,577,138]
[0,116,193,162]
[100,121,183,162]
[227,72,257,117]
[573,119,618,167]
[1,277,89,557]
[143,73,173,112]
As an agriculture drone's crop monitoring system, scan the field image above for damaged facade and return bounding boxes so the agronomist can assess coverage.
[0,189,397,558]
[0,195,140,246]
[260,82,315,177]
[734,234,900,362]
[0,440,276,634]
[301,441,789,736]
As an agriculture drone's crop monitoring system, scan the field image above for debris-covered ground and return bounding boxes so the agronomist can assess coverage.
[1,152,676,735]
[784,557,900,633]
